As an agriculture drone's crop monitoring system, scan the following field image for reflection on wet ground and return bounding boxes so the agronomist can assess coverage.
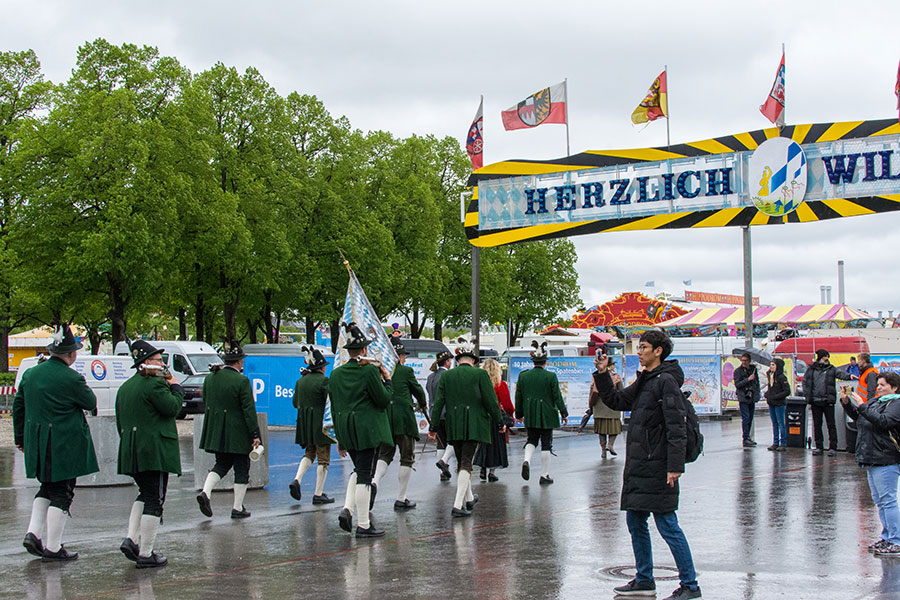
[0,416,896,599]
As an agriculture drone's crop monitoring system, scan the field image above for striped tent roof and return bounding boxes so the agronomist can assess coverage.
[655,304,875,328]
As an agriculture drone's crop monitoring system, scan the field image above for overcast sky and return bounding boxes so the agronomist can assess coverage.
[3,0,900,317]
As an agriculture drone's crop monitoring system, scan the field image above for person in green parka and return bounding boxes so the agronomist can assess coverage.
[289,346,335,505]
[196,340,261,520]
[13,324,98,562]
[372,341,427,510]
[515,340,568,485]
[115,340,184,569]
[329,321,394,538]
[429,339,502,518]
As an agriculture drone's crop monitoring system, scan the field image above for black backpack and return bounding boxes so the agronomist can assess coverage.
[682,390,704,463]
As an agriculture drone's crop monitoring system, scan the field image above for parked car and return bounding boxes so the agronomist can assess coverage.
[178,373,207,419]
[394,338,451,359]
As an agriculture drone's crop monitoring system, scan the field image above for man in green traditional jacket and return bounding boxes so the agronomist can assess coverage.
[115,340,184,569]
[430,340,502,517]
[197,340,261,519]
[329,321,393,538]
[13,324,98,562]
[515,341,568,485]
[289,346,335,505]
[372,342,427,510]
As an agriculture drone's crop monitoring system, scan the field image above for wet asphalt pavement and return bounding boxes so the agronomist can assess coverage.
[0,416,896,600]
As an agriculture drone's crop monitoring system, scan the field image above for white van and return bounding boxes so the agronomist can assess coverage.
[114,341,223,382]
[14,355,134,417]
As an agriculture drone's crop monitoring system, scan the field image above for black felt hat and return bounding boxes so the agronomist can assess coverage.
[220,339,246,363]
[130,340,163,368]
[393,341,409,356]
[342,322,371,350]
[46,324,83,354]
[530,340,549,362]
[301,345,328,371]
[455,338,478,361]
[430,350,453,372]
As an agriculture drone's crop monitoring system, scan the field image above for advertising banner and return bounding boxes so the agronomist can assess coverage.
[721,356,795,411]
[670,355,722,415]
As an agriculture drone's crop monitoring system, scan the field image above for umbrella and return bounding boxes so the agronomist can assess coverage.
[577,409,592,433]
[731,347,773,365]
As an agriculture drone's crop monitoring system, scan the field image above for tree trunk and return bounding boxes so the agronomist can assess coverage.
[221,272,239,341]
[274,311,282,343]
[330,318,340,353]
[433,319,442,342]
[107,281,127,346]
[195,295,205,342]
[178,308,187,340]
[305,316,317,344]
[0,324,9,372]
[246,319,258,344]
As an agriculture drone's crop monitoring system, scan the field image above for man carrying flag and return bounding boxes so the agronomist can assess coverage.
[466,97,484,170]
[632,71,668,124]
[760,50,786,127]
[501,81,567,130]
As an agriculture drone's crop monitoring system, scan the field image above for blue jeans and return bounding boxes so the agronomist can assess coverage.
[769,405,787,446]
[867,464,900,544]
[626,510,699,590]
[740,402,754,441]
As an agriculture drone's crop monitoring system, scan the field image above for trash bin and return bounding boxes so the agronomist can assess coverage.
[785,396,808,448]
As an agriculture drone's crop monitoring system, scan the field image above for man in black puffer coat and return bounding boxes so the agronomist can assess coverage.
[803,349,853,456]
[594,329,701,600]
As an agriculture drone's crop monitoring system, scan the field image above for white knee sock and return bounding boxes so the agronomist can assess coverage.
[45,507,67,552]
[397,466,412,501]
[202,472,221,496]
[314,466,328,496]
[138,515,160,558]
[372,459,389,487]
[465,473,474,502]
[233,483,248,511]
[295,456,313,482]
[441,445,455,463]
[355,485,372,528]
[127,501,144,543]
[343,471,357,512]
[523,443,536,464]
[454,470,471,509]
[27,497,51,537]
[541,451,551,477]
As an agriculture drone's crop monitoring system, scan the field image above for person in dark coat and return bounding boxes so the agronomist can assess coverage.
[13,324,98,562]
[371,342,427,510]
[841,371,900,557]
[115,340,184,568]
[329,322,394,538]
[427,350,455,481]
[514,340,568,484]
[594,329,701,600]
[733,353,760,447]
[197,340,261,519]
[765,358,790,451]
[803,349,853,456]
[289,346,334,505]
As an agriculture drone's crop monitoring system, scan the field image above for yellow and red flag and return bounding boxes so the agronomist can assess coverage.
[631,71,668,125]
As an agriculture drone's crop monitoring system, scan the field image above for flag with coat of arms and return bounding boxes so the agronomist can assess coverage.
[466,97,484,170]
[501,81,567,130]
[631,71,668,124]
[760,51,786,126]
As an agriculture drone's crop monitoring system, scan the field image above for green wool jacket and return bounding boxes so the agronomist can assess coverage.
[431,363,502,444]
[199,367,260,454]
[514,366,568,429]
[115,373,183,475]
[293,371,332,447]
[13,357,99,482]
[328,360,393,451]
[386,363,427,440]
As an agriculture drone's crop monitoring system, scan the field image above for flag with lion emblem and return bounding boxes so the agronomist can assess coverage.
[501,81,567,131]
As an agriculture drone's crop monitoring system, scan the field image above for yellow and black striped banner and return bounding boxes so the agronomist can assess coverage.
[465,118,900,247]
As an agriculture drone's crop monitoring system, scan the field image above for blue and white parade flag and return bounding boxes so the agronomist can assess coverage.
[645,281,655,287]
[334,268,399,376]
[683,280,692,286]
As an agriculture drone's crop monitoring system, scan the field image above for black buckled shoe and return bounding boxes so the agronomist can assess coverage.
[120,537,139,562]
[23,533,44,557]
[355,524,385,538]
[135,552,168,569]
[521,461,530,481]
[488,473,499,482]
[451,507,472,518]
[338,508,353,532]
[539,475,554,485]
[393,499,416,510]
[231,506,251,519]
[42,546,78,562]
[312,493,335,505]
[289,479,302,501]
[436,460,452,479]
[196,491,213,517]
[465,494,479,511]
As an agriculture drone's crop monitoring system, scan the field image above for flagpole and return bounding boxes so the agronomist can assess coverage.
[780,43,786,134]
[564,78,570,156]
[664,65,671,149]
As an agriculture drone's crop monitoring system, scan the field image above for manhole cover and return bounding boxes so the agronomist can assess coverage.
[599,565,683,581]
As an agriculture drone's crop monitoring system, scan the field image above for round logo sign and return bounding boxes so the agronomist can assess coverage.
[90,360,107,381]
[748,137,807,217]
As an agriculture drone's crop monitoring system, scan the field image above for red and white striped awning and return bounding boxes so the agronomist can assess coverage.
[655,304,875,328]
